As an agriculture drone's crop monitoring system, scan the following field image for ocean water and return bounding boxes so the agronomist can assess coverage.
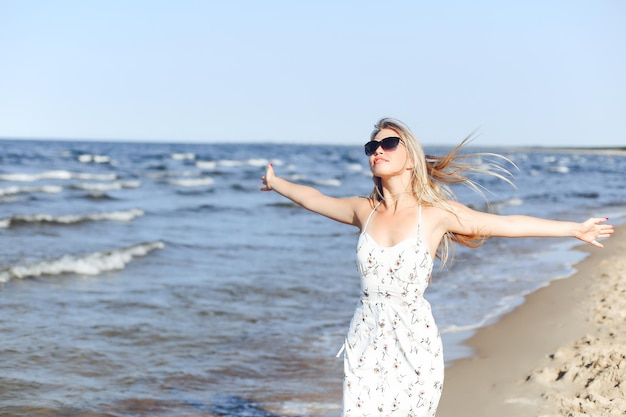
[0,139,624,417]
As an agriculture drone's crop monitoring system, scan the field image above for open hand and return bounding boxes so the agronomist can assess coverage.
[577,217,614,248]
[260,163,275,191]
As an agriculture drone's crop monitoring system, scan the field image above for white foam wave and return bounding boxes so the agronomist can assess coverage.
[0,196,22,204]
[441,291,534,336]
[0,185,63,196]
[440,323,484,335]
[196,161,217,170]
[146,170,198,179]
[0,170,116,182]
[196,158,278,170]
[0,241,165,283]
[74,173,117,181]
[491,197,524,212]
[216,160,244,167]
[171,153,196,160]
[0,209,145,228]
[77,154,111,164]
[247,158,270,167]
[168,178,214,187]
[547,166,570,173]
[71,181,141,191]
[312,179,342,187]
[285,174,306,182]
[346,163,363,172]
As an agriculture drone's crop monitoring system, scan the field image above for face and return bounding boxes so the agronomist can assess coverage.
[368,128,411,177]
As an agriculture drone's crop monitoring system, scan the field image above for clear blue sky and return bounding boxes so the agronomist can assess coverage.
[1,0,624,146]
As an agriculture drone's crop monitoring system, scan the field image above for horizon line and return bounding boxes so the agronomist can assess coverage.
[0,136,624,152]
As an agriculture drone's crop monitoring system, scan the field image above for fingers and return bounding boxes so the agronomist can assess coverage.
[260,175,271,191]
[260,163,274,191]
[595,217,614,237]
[586,217,614,248]
[599,226,614,239]
[586,217,609,227]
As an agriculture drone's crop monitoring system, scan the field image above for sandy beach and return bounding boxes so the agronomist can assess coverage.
[437,221,626,417]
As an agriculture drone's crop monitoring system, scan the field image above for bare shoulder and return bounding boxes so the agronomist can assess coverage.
[421,200,462,219]
[349,196,378,229]
[350,195,377,213]
[422,200,476,231]
[435,200,498,236]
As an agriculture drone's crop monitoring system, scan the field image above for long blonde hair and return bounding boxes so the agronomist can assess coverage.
[369,118,514,266]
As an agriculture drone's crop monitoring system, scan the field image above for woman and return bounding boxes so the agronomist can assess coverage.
[260,118,613,417]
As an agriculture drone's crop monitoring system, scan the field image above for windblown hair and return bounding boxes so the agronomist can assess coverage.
[370,118,515,266]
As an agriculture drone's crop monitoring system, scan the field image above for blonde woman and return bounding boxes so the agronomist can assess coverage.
[260,118,613,417]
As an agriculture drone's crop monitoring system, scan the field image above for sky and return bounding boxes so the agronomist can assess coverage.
[1,0,624,147]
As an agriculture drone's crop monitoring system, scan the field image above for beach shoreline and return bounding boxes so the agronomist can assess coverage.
[437,221,626,417]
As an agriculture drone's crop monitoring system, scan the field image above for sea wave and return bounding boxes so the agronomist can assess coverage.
[547,166,570,173]
[83,192,117,200]
[247,158,270,167]
[312,179,342,187]
[0,241,165,283]
[0,195,22,204]
[146,170,198,179]
[196,161,217,170]
[71,181,141,191]
[345,163,363,172]
[0,170,116,182]
[490,197,524,212]
[0,209,145,228]
[195,158,274,170]
[77,154,112,164]
[214,159,244,167]
[168,178,214,187]
[171,153,196,161]
[0,185,63,196]
[284,174,306,182]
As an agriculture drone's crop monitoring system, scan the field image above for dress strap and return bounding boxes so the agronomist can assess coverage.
[418,204,422,230]
[362,201,382,234]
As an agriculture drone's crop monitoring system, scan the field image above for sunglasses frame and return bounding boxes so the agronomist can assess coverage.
[364,136,404,156]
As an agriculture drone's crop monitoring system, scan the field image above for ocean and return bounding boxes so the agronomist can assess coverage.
[1,139,624,417]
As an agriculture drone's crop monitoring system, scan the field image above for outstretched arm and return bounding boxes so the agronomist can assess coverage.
[443,201,615,248]
[260,164,364,227]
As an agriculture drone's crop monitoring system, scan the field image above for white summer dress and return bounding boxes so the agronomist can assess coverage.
[340,204,444,417]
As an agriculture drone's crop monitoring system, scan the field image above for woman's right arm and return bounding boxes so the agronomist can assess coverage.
[260,163,365,227]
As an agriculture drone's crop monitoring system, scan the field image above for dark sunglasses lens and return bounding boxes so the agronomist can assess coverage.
[364,137,401,156]
[382,137,401,150]
[364,141,377,156]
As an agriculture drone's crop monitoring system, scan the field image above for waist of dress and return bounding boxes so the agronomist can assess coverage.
[360,286,425,303]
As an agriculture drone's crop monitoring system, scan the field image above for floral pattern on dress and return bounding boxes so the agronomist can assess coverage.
[341,230,444,417]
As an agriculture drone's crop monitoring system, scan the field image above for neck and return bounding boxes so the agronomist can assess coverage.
[379,176,419,211]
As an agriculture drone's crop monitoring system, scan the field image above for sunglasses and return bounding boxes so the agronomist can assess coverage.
[364,137,404,156]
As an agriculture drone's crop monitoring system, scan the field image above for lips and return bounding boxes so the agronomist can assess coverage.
[374,157,387,164]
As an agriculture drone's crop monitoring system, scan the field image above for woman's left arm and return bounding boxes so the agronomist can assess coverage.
[445,202,615,248]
